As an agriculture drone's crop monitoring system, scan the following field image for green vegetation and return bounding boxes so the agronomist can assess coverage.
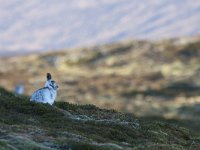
[0,87,200,149]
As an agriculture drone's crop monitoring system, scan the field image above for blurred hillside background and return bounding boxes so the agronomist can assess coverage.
[0,0,200,134]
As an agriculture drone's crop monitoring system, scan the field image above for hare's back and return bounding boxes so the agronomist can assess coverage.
[30,87,49,102]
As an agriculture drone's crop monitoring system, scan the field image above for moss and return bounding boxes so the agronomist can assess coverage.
[136,121,193,149]
[55,101,117,120]
[0,140,12,150]
[70,142,106,150]
[145,130,168,143]
[189,138,200,150]
[113,113,136,122]
[2,136,52,150]
[0,141,8,147]
[69,141,121,150]
[55,101,101,112]
[133,144,185,150]
[55,101,85,112]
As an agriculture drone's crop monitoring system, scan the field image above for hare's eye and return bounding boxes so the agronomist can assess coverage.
[51,81,57,87]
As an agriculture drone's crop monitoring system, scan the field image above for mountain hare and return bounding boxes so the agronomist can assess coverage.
[30,73,59,105]
[15,81,24,95]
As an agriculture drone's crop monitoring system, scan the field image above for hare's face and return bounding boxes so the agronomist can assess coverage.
[47,80,59,90]
[45,73,59,90]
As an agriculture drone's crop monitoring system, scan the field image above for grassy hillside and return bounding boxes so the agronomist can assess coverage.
[0,87,200,150]
[1,37,200,119]
[0,37,200,147]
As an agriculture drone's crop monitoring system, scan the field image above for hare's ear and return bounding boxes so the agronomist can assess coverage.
[47,73,52,81]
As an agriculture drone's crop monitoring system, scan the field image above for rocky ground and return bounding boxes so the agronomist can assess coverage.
[0,87,200,150]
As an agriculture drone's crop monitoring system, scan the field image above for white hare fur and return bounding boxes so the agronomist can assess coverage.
[30,73,59,105]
